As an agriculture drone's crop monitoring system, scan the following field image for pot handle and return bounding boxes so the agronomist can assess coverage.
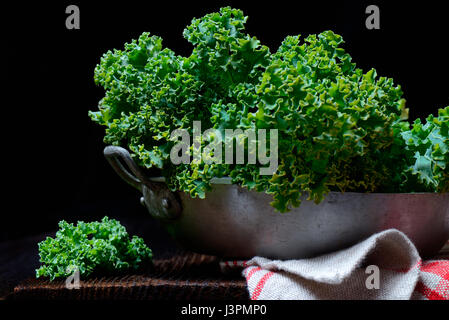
[103,146,182,220]
[104,146,145,192]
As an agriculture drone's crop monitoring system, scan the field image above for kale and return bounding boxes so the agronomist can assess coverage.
[89,7,448,212]
[36,217,153,280]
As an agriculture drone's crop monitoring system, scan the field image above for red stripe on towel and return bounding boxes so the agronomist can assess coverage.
[245,266,262,282]
[421,261,449,279]
[415,281,446,300]
[251,271,274,300]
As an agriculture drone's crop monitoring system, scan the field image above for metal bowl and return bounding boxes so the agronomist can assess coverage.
[104,146,449,259]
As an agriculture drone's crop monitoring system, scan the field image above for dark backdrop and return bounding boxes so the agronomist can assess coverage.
[4,0,448,241]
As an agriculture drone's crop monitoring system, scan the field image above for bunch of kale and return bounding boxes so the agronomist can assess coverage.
[89,7,448,212]
[36,217,152,280]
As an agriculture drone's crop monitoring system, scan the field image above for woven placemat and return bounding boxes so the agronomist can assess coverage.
[10,241,449,300]
[11,253,248,300]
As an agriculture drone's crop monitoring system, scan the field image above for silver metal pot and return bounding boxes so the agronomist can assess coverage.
[104,146,449,259]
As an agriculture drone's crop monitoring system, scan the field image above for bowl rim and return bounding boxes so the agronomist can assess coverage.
[150,176,233,184]
[148,177,447,195]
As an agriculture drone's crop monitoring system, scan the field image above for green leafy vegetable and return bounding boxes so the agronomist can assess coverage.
[89,7,449,212]
[36,217,153,280]
[400,106,449,192]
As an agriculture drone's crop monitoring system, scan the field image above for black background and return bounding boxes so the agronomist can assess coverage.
[4,0,449,242]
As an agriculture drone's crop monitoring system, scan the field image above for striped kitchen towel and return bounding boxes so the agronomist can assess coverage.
[221,229,449,300]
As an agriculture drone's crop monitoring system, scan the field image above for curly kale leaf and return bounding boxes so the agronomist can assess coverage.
[242,31,408,210]
[400,107,449,192]
[36,217,153,280]
[183,7,270,94]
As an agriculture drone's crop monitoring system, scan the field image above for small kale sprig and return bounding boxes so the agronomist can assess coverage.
[400,106,449,192]
[36,217,153,280]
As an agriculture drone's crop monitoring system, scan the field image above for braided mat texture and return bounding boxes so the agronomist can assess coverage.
[12,253,248,300]
[10,242,449,300]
